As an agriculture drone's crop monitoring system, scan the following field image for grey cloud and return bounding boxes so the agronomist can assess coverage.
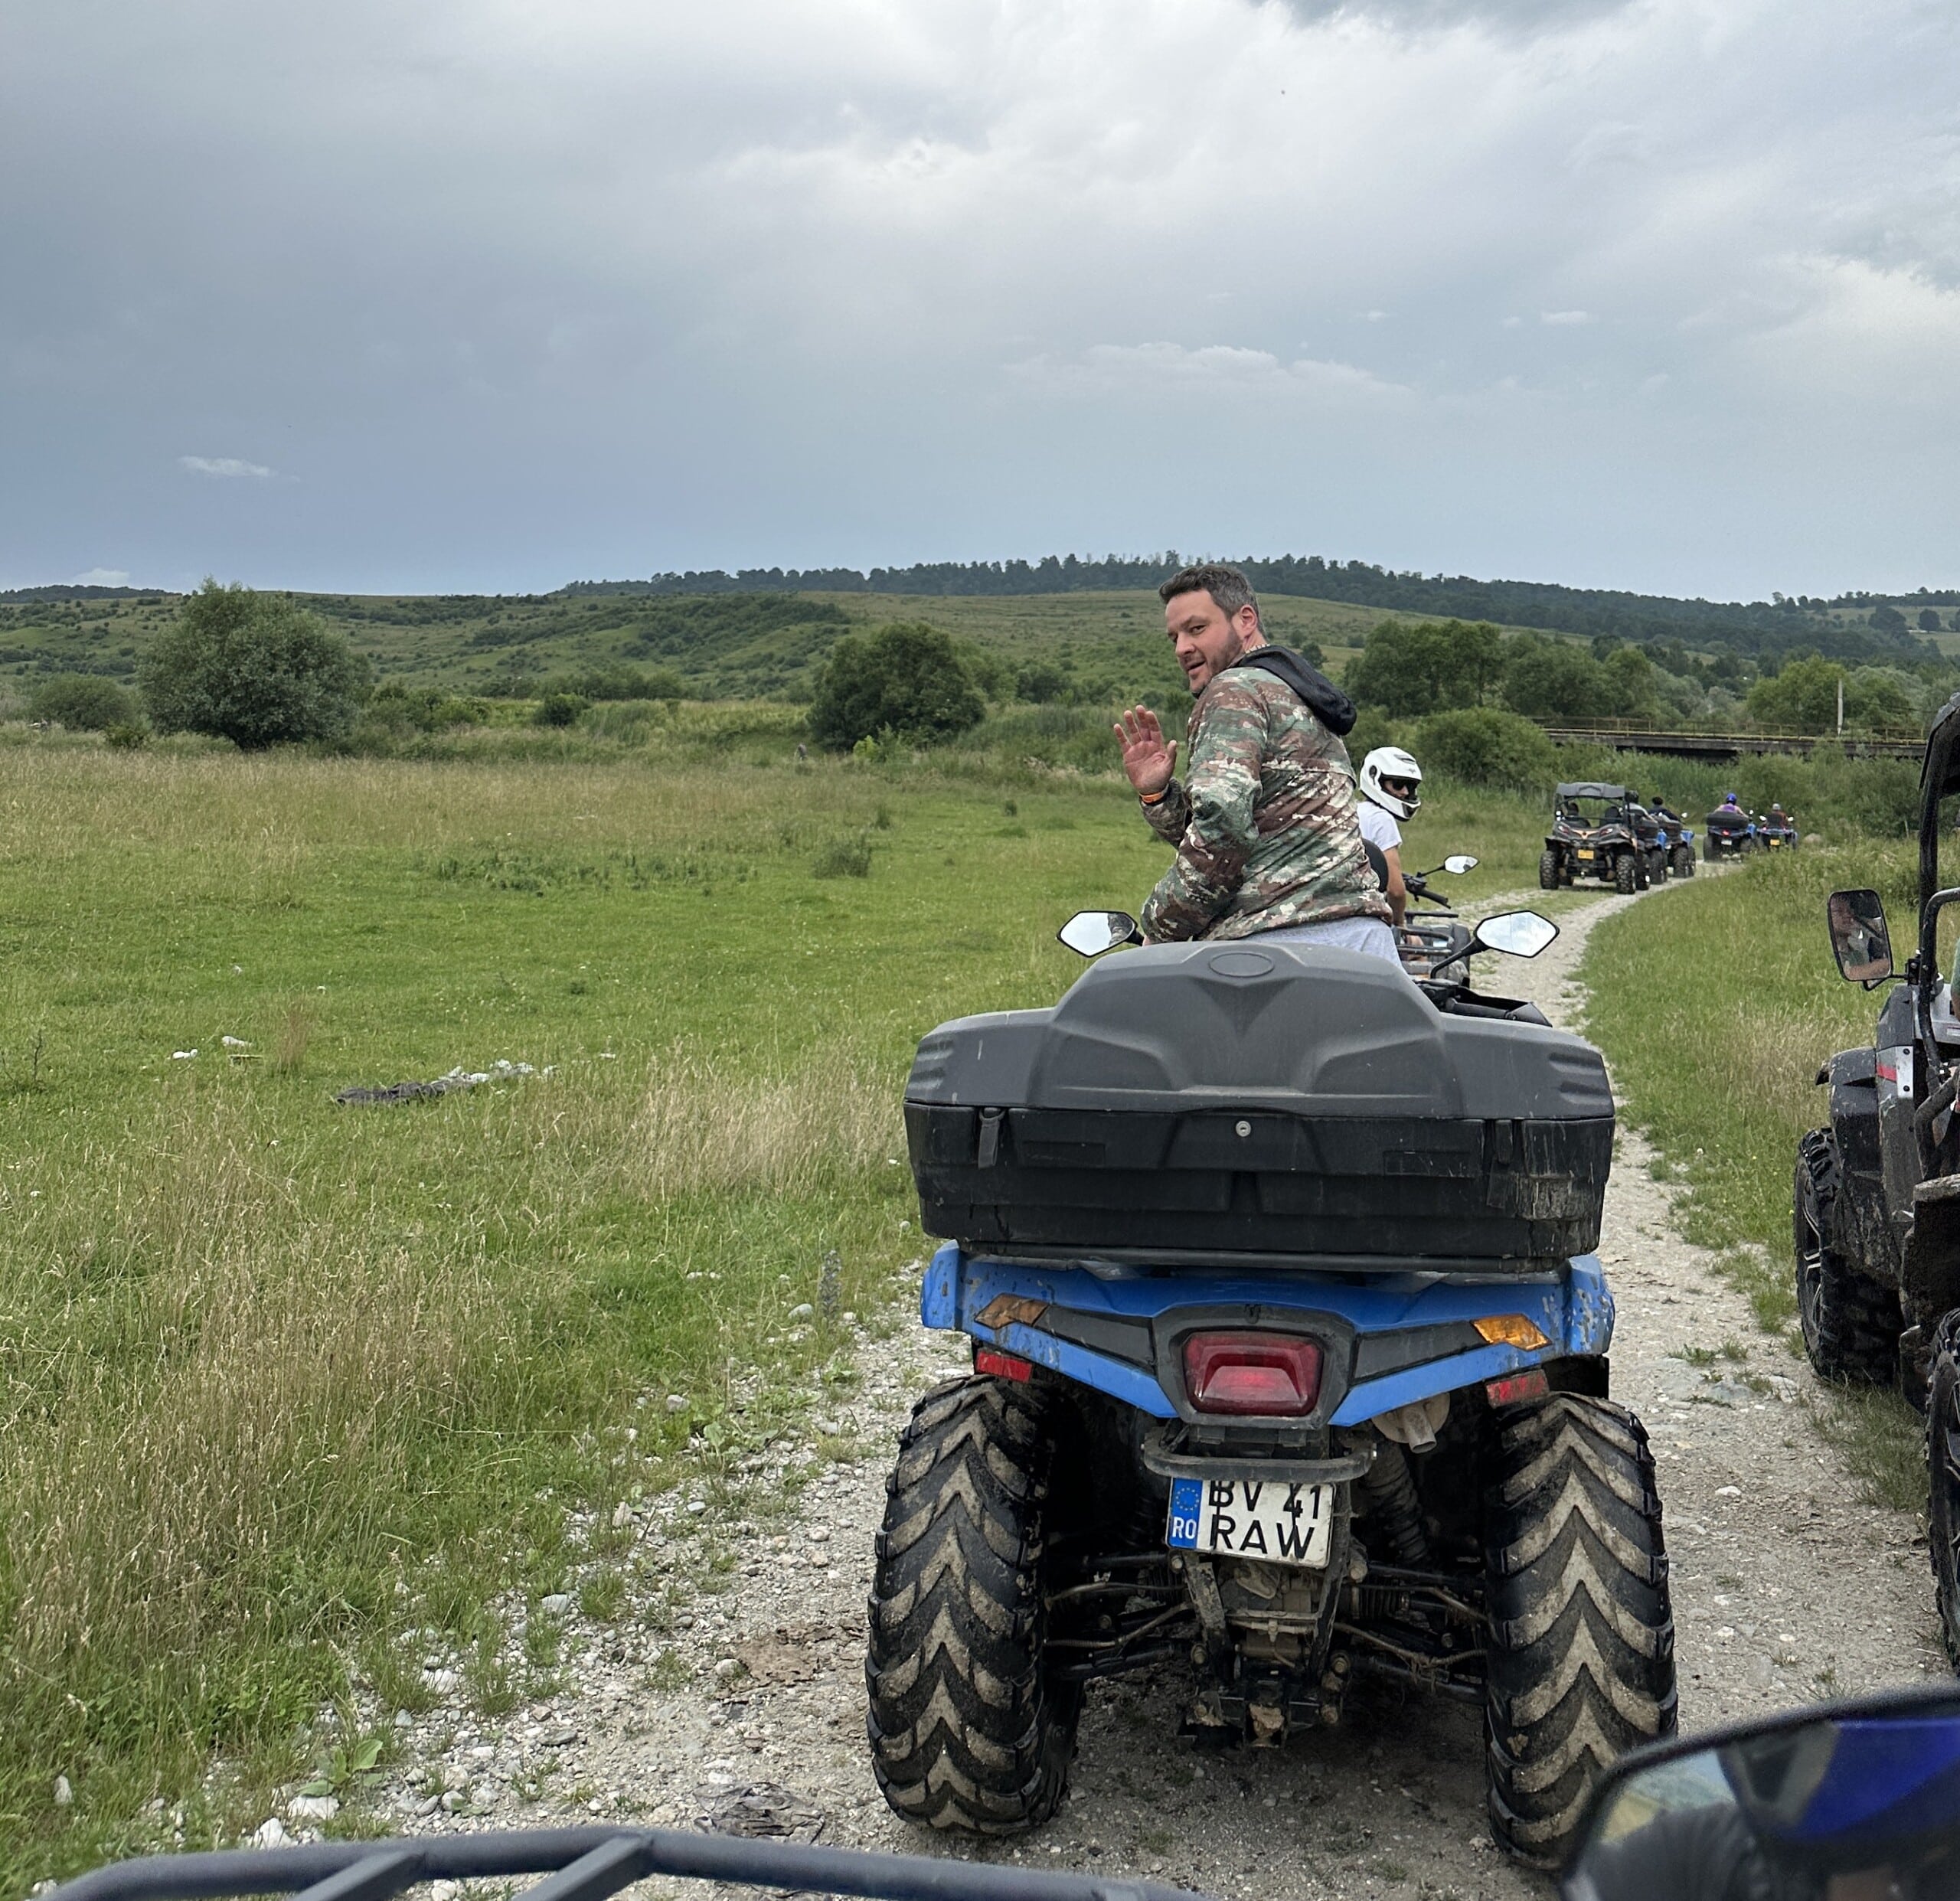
[1272,0,1635,32]
[2,0,1959,597]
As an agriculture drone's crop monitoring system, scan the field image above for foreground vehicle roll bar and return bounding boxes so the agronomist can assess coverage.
[47,1827,1202,1901]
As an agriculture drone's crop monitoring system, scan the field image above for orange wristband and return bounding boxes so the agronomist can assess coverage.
[1139,787,1168,807]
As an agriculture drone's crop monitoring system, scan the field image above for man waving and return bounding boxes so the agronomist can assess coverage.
[1116,563,1395,961]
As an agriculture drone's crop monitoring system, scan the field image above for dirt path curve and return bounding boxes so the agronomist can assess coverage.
[380,881,1942,1901]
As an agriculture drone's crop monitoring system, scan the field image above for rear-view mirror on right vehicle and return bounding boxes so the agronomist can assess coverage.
[1563,1686,1960,1901]
[1827,888,1894,986]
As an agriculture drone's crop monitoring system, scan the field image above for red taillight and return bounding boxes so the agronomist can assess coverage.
[1182,1331,1322,1416]
[1485,1368,1550,1407]
[975,1347,1033,1382]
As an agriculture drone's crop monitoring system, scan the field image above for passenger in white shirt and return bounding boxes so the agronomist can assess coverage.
[1357,748,1423,926]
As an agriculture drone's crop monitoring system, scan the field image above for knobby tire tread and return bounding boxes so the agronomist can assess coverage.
[1925,1315,1960,1673]
[1483,1393,1677,1869]
[1795,1127,1900,1387]
[865,1376,1079,1834]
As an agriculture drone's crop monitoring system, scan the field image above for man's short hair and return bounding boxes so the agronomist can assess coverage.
[1159,562,1260,629]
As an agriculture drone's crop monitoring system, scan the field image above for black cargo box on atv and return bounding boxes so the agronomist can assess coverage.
[905,941,1613,1268]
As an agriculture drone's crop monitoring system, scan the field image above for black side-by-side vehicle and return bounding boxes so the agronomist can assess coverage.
[1540,783,1647,894]
[1800,691,1960,1664]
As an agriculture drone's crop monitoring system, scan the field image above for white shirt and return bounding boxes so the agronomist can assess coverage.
[1357,801,1402,854]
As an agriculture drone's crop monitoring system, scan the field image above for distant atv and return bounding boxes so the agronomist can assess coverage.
[1759,810,1801,852]
[1626,796,1671,887]
[1800,691,1960,1665]
[1651,803,1697,880]
[1540,782,1647,894]
[1703,804,1756,861]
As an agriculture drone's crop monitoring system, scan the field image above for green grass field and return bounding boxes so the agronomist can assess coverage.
[1582,843,1930,1508]
[0,726,1557,1883]
[7,701,1927,1885]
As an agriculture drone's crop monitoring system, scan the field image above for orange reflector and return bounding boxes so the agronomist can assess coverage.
[1486,1368,1550,1407]
[975,1347,1033,1382]
[1475,1314,1550,1350]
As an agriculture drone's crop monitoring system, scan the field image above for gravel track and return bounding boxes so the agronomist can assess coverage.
[372,879,1945,1901]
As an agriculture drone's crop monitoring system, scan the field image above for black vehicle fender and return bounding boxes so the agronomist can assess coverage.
[1817,1047,1897,1285]
[1540,1354,1609,1399]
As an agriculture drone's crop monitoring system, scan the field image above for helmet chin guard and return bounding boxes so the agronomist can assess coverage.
[1361,746,1423,820]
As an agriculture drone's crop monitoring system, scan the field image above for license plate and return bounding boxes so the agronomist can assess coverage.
[1576,849,1594,859]
[1165,1476,1333,1569]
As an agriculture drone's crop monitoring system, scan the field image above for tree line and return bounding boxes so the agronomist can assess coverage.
[561,556,1949,665]
[1344,619,1936,737]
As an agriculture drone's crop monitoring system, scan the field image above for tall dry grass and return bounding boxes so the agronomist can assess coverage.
[0,1034,905,1870]
[619,1043,898,1200]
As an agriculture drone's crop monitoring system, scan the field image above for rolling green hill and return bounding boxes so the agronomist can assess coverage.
[0,586,1499,714]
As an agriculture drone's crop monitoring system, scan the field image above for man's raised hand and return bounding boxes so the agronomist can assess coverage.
[1115,706,1177,799]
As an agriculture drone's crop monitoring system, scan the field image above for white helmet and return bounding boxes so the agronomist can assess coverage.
[1360,746,1423,821]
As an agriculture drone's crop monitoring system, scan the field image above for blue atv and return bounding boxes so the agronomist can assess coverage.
[867,913,1677,1870]
[1645,800,1697,880]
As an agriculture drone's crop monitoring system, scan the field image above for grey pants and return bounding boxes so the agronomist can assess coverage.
[1253,916,1402,965]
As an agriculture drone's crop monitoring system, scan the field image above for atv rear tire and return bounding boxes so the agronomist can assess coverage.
[1484,1395,1676,1869]
[1923,1313,1960,1670]
[1538,849,1560,892]
[1672,846,1694,879]
[1795,1128,1900,1386]
[1614,853,1638,895]
[866,1376,1080,1834]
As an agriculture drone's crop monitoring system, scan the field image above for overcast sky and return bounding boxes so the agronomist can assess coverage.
[4,0,1957,599]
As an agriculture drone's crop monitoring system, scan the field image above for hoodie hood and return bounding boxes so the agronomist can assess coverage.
[1227,645,1357,738]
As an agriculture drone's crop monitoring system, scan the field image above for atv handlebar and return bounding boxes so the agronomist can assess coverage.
[45,1827,1205,1901]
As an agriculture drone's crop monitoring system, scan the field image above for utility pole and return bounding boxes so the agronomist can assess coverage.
[1838,676,1845,735]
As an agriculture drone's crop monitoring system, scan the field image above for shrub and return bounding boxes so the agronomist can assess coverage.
[141,580,368,749]
[1344,619,1504,717]
[1342,707,1403,768]
[31,672,139,731]
[812,832,874,878]
[807,622,985,750]
[1416,707,1558,792]
[1014,661,1071,704]
[103,720,149,750]
[542,665,688,702]
[532,692,589,728]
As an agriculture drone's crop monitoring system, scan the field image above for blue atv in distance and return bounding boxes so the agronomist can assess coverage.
[1704,801,1757,861]
[869,911,1677,1870]
[1645,800,1697,881]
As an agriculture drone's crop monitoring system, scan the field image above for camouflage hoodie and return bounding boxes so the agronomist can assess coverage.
[1139,651,1390,942]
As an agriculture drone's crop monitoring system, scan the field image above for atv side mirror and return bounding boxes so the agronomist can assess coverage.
[1058,910,1143,957]
[1474,910,1558,959]
[1562,1686,1960,1900]
[1827,887,1894,986]
[1443,854,1478,874]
